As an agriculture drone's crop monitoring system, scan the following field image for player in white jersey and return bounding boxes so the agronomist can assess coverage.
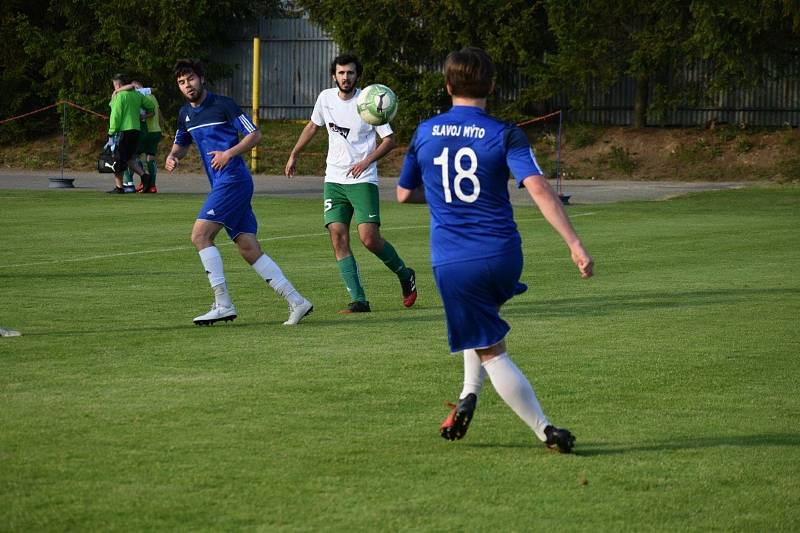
[285,54,417,314]
[397,47,593,452]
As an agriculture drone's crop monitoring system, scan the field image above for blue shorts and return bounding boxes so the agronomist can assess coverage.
[197,180,257,240]
[433,248,524,353]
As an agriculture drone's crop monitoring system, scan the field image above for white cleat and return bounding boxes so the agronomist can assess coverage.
[283,299,313,326]
[0,327,21,337]
[193,303,237,326]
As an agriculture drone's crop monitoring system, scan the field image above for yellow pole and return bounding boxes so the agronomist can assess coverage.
[250,37,260,173]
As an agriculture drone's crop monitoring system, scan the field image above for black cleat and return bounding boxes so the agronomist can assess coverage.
[544,425,576,453]
[440,393,477,441]
[107,186,125,194]
[400,268,417,308]
[338,300,371,314]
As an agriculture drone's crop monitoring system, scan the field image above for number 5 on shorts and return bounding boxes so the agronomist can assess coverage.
[324,198,333,212]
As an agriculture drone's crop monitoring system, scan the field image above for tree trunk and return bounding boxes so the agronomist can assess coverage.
[633,75,649,128]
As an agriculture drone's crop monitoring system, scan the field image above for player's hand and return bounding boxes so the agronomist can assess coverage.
[570,245,594,278]
[348,160,368,178]
[165,154,180,172]
[208,150,231,170]
[285,155,296,178]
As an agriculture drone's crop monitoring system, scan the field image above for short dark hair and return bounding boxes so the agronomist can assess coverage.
[444,47,495,98]
[112,72,130,85]
[330,54,363,77]
[173,59,204,80]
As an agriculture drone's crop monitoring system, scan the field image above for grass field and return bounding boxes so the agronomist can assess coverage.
[1,187,798,531]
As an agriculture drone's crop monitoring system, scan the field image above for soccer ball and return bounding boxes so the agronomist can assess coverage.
[357,84,398,126]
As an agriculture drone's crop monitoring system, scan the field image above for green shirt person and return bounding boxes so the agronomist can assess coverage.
[109,88,154,135]
[114,81,163,192]
[106,73,155,193]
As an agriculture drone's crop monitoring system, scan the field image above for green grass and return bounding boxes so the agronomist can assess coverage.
[1,187,799,531]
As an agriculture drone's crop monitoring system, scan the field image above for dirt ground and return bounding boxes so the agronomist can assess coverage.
[2,124,798,184]
[546,125,800,183]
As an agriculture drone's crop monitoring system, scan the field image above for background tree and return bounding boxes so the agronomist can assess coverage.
[542,0,800,127]
[0,0,282,141]
[4,0,798,141]
[542,0,695,128]
[296,0,552,136]
[687,0,800,94]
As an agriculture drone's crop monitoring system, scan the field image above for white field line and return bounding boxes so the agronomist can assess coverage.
[0,213,595,269]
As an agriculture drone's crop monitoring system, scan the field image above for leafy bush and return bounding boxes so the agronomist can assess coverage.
[735,137,754,154]
[775,157,800,183]
[602,145,637,175]
[568,123,599,148]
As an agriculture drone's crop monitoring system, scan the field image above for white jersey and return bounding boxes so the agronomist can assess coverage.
[311,88,393,185]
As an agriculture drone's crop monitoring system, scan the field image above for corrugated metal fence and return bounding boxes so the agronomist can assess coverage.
[213,18,340,121]
[551,60,800,126]
[212,18,799,126]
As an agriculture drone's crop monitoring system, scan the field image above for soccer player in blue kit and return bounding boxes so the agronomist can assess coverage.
[397,48,594,453]
[165,59,313,326]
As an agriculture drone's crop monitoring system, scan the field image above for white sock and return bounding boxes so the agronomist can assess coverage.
[212,282,233,308]
[460,349,486,399]
[199,246,232,307]
[252,254,304,305]
[482,352,550,441]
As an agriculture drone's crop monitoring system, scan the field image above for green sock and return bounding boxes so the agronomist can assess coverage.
[122,168,133,186]
[147,160,157,185]
[337,255,366,302]
[375,241,411,281]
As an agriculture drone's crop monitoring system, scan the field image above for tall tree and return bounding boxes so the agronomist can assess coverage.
[688,0,800,92]
[296,0,552,135]
[1,0,281,139]
[543,0,693,128]
[542,0,800,127]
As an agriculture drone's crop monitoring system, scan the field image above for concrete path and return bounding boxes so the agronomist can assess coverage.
[0,169,750,204]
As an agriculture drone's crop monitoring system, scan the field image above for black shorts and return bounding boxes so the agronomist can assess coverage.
[113,130,141,171]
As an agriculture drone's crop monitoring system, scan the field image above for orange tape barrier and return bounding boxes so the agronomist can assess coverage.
[0,100,108,126]
[516,109,562,128]
[3,101,559,135]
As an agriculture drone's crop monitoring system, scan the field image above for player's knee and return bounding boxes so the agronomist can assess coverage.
[234,235,261,261]
[237,243,260,263]
[190,230,212,250]
[361,235,384,253]
[328,233,350,255]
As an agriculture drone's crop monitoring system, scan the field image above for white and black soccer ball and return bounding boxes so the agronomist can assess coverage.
[356,84,398,126]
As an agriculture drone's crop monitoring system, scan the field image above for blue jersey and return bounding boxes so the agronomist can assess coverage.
[174,92,258,186]
[398,105,543,267]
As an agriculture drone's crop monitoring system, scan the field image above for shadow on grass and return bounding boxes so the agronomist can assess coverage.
[465,433,800,455]
[503,287,800,319]
[17,286,798,337]
[575,433,800,456]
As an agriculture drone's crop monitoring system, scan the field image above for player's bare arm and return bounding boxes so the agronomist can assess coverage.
[349,134,396,178]
[396,185,426,204]
[523,174,594,278]
[285,121,320,178]
[165,143,189,171]
[208,129,261,171]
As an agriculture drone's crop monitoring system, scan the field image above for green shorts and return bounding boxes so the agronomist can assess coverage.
[323,182,381,227]
[135,131,161,156]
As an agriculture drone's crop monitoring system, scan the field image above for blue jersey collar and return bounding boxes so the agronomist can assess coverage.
[448,105,488,115]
